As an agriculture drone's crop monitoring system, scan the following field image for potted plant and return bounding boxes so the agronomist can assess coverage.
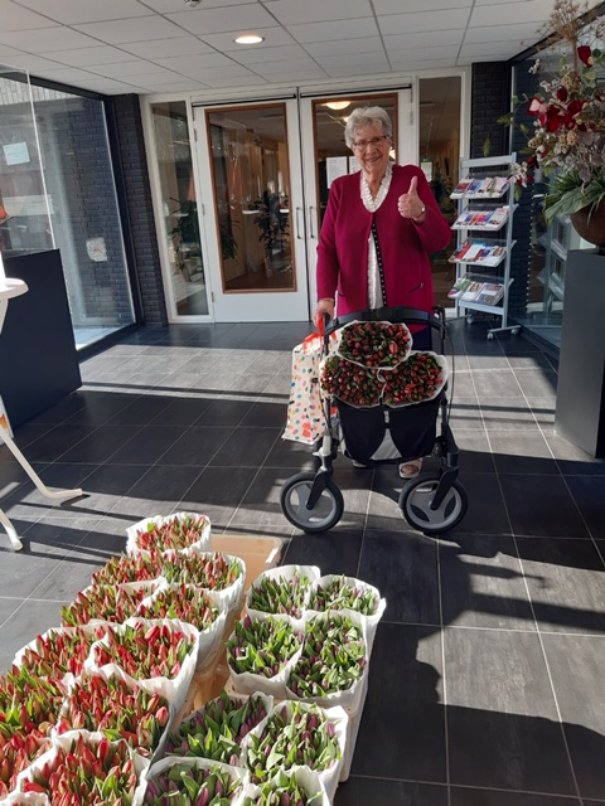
[507,0,605,244]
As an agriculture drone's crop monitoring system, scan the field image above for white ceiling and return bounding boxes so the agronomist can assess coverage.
[0,0,599,96]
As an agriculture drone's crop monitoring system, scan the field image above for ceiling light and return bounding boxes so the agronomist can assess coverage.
[323,101,351,111]
[234,34,265,45]
[184,0,201,7]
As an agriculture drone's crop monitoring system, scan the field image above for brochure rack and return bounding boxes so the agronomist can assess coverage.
[449,155,521,339]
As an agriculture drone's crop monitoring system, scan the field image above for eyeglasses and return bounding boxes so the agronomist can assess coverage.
[352,135,389,151]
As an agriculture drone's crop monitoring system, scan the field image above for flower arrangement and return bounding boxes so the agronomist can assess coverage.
[510,0,605,222]
[226,616,301,679]
[93,622,196,680]
[143,762,241,804]
[248,572,312,618]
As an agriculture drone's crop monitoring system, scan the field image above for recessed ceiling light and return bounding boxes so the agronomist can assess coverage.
[234,33,265,45]
[323,100,351,111]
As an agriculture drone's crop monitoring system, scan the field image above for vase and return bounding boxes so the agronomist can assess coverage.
[569,198,605,249]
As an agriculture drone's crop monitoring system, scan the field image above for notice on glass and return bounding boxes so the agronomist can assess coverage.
[3,142,30,166]
[326,157,349,188]
[86,237,108,262]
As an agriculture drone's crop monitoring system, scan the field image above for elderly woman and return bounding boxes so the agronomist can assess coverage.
[315,105,451,478]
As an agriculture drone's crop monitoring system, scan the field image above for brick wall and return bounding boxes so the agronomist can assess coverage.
[107,94,167,326]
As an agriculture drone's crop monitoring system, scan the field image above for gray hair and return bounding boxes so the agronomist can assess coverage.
[344,106,392,149]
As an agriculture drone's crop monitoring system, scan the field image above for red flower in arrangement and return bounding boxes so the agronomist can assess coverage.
[509,0,605,221]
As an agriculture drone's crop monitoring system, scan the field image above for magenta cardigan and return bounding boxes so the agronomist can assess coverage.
[316,163,451,316]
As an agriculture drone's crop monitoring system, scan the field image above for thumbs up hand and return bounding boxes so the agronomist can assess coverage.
[398,175,426,222]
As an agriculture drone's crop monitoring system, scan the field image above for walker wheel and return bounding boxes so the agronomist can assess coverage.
[280,472,344,534]
[399,474,467,535]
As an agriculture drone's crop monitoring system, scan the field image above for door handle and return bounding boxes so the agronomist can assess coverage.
[295,206,303,239]
[309,206,316,239]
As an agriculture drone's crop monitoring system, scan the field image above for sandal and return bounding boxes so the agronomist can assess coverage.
[398,458,422,479]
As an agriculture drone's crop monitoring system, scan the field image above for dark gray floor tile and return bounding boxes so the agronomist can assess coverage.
[0,462,96,520]
[517,538,605,634]
[0,597,22,627]
[29,551,110,602]
[439,534,535,630]
[453,473,510,535]
[107,426,187,464]
[445,628,576,795]
[366,466,408,531]
[262,436,316,471]
[525,397,556,427]
[351,624,445,781]
[106,395,171,425]
[29,392,88,424]
[148,396,210,426]
[62,392,134,426]
[473,369,523,399]
[11,422,57,449]
[479,397,538,431]
[543,430,605,476]
[358,530,439,624]
[565,475,605,538]
[0,598,65,673]
[194,398,252,427]
[499,475,589,537]
[157,426,233,465]
[239,401,288,429]
[447,397,482,429]
[514,368,558,400]
[450,788,581,805]
[490,431,559,475]
[506,351,554,371]
[542,633,605,800]
[335,778,447,805]
[64,464,148,517]
[58,425,142,464]
[449,370,477,397]
[17,424,96,463]
[18,518,94,561]
[0,545,63,597]
[467,353,509,372]
[209,427,280,467]
[283,528,362,577]
[455,431,496,474]
[182,466,258,524]
[229,468,298,530]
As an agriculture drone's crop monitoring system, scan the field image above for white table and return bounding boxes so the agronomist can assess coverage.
[0,278,82,551]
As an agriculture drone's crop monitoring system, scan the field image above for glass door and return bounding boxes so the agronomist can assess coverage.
[193,100,309,322]
[299,91,413,310]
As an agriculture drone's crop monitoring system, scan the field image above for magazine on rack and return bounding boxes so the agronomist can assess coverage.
[448,278,505,305]
[449,240,507,266]
[452,207,509,230]
[451,176,510,198]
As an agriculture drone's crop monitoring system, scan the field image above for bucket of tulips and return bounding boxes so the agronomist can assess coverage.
[20,733,146,805]
[0,729,50,802]
[382,351,448,408]
[307,575,385,655]
[142,756,246,805]
[242,768,329,806]
[246,565,320,621]
[241,701,347,802]
[0,793,48,805]
[13,626,106,683]
[226,615,303,698]
[162,690,272,767]
[126,512,212,557]
[60,582,158,629]
[286,611,369,713]
[91,550,166,589]
[135,584,227,673]
[161,551,246,629]
[87,619,199,713]
[56,670,172,760]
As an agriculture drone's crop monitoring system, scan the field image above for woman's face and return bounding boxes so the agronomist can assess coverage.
[351,122,391,178]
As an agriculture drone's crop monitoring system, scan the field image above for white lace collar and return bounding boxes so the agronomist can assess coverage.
[360,161,393,212]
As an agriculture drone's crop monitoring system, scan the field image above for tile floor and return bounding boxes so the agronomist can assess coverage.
[0,317,604,805]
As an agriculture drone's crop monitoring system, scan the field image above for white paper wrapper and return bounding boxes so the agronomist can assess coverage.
[334,319,413,370]
[12,624,107,685]
[242,767,330,805]
[140,756,248,806]
[161,690,273,766]
[85,618,199,714]
[383,350,450,408]
[60,580,159,630]
[240,701,348,804]
[307,575,386,656]
[126,511,212,557]
[135,583,227,674]
[54,666,176,763]
[162,551,246,626]
[246,564,320,621]
[17,733,149,805]
[226,614,304,699]
[285,610,370,715]
[0,794,49,806]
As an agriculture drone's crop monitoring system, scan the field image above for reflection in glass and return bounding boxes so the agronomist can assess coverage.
[207,104,294,293]
[151,101,208,315]
[1,66,135,349]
